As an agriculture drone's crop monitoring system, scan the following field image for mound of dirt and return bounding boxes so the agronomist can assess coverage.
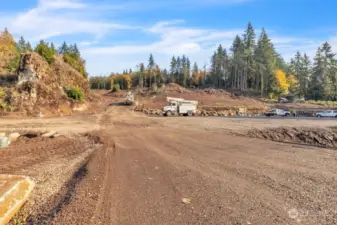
[164,83,191,93]
[135,83,267,111]
[246,127,337,149]
[1,52,95,116]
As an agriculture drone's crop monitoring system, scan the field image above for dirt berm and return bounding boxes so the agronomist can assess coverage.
[246,127,337,149]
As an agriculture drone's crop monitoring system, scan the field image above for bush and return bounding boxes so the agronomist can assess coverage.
[0,102,7,109]
[67,86,84,101]
[112,83,120,92]
[6,54,20,72]
[35,40,54,64]
[63,54,88,78]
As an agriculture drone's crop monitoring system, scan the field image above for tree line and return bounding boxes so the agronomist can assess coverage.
[90,22,337,100]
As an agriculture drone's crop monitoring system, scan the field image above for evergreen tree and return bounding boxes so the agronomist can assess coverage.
[243,22,256,89]
[148,53,155,70]
[309,47,325,100]
[170,56,177,83]
[193,62,199,74]
[176,56,181,83]
[50,43,56,55]
[17,36,26,52]
[181,55,187,86]
[58,41,69,54]
[73,44,80,57]
[35,40,55,64]
[253,28,277,95]
[321,42,337,99]
[25,42,33,51]
[138,63,145,88]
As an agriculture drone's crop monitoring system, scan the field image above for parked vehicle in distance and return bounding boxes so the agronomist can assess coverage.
[264,109,291,117]
[163,97,198,116]
[315,110,337,118]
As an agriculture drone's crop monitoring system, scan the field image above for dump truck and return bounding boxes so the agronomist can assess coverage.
[163,97,198,116]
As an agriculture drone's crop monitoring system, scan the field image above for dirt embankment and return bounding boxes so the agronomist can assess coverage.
[0,51,102,117]
[128,83,267,116]
[246,127,337,149]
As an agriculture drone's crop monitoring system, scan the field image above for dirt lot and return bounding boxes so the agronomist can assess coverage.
[2,95,337,225]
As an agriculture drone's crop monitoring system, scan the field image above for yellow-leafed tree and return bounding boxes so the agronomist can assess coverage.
[274,69,289,96]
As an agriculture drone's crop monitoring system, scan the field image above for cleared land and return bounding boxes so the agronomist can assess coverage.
[1,94,337,225]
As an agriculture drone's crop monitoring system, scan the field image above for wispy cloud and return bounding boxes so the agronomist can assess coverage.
[0,0,135,41]
[82,20,241,56]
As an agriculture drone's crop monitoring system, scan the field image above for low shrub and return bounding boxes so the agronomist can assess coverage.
[112,83,120,92]
[63,54,88,78]
[6,54,20,72]
[0,102,7,109]
[67,86,84,101]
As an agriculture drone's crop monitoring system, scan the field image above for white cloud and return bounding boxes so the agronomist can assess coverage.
[39,0,86,10]
[82,20,241,74]
[0,0,134,41]
[82,20,240,56]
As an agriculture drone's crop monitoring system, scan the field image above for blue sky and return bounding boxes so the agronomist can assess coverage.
[1,0,337,76]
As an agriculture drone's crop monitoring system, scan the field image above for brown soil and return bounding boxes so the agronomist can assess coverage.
[2,94,337,225]
[245,127,337,149]
[133,83,267,111]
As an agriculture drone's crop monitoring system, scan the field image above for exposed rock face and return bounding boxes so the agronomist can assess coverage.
[17,53,49,85]
[2,52,93,116]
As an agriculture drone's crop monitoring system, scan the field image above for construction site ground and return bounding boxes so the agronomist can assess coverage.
[1,93,337,225]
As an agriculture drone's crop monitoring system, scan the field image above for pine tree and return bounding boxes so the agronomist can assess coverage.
[309,47,324,100]
[138,63,145,88]
[73,44,80,57]
[253,28,277,95]
[321,42,337,99]
[35,40,55,64]
[50,43,56,55]
[58,41,69,54]
[17,36,26,52]
[181,55,187,86]
[176,56,181,84]
[169,56,177,83]
[25,42,33,51]
[148,53,155,70]
[242,22,256,89]
[193,62,199,74]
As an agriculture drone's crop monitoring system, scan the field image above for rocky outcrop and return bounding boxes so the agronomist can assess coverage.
[17,52,49,85]
[1,52,93,116]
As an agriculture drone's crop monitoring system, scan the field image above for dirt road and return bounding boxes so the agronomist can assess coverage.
[2,105,337,225]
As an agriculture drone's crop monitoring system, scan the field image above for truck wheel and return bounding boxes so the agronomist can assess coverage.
[166,111,172,117]
[317,115,321,118]
[335,115,337,118]
[187,111,193,117]
[285,113,290,117]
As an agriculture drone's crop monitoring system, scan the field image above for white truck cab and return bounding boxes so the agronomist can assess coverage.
[316,110,337,118]
[163,97,198,116]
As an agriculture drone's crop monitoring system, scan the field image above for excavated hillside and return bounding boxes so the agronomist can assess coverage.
[0,52,98,117]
